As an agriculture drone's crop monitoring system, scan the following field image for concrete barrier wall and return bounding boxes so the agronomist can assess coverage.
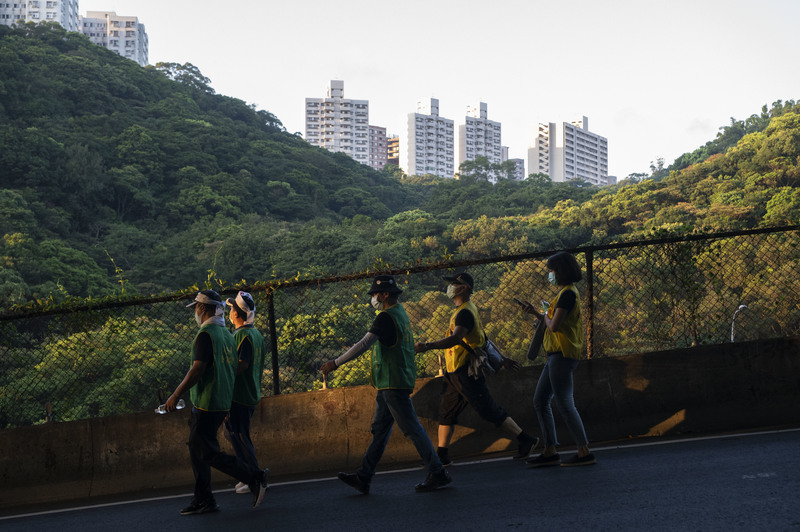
[2,337,798,509]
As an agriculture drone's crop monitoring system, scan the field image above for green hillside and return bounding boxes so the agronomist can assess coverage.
[1,23,798,309]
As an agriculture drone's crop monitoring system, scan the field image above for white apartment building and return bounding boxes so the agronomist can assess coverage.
[458,102,502,178]
[528,116,609,185]
[401,98,455,178]
[0,0,79,31]
[502,147,526,181]
[305,80,370,166]
[368,125,388,171]
[80,11,148,67]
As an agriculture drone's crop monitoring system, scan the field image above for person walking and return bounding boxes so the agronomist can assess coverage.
[321,275,451,494]
[224,291,268,495]
[518,252,596,467]
[165,289,269,515]
[415,272,538,466]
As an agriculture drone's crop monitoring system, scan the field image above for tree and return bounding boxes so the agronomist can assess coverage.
[153,62,215,94]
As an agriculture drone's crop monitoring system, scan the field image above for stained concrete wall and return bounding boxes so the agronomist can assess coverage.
[1,337,798,510]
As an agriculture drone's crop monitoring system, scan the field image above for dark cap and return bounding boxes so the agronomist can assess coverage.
[442,272,474,289]
[367,275,403,295]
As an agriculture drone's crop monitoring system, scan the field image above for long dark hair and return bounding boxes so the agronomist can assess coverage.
[546,252,582,285]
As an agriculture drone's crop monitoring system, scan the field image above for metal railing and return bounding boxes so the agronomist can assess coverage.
[1,225,798,429]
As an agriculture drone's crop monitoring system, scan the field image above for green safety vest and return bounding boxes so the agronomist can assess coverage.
[232,326,267,407]
[370,303,417,390]
[190,323,237,412]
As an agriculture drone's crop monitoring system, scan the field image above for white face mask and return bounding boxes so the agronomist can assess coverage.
[548,271,558,286]
[371,295,382,310]
[446,284,457,299]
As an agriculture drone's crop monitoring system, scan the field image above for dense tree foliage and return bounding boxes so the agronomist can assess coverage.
[1,23,798,311]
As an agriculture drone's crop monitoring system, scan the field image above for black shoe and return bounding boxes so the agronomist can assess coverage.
[337,472,370,494]
[526,453,561,467]
[415,468,452,492]
[561,453,596,467]
[437,447,453,467]
[180,499,219,516]
[249,468,269,508]
[513,434,538,460]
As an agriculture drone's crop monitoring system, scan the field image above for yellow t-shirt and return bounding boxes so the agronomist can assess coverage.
[444,301,485,373]
[541,285,584,360]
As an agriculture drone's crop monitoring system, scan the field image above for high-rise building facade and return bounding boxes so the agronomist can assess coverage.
[1,0,79,30]
[368,125,388,171]
[502,147,526,180]
[387,136,399,167]
[458,102,502,174]
[528,116,609,185]
[305,80,370,166]
[402,98,454,178]
[80,11,148,67]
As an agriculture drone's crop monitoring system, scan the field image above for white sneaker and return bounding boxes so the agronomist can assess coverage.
[235,482,249,494]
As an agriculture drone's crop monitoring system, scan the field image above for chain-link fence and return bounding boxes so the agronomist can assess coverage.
[1,226,798,429]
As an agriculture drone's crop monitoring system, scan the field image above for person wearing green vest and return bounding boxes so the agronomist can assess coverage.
[223,291,268,495]
[415,272,538,466]
[320,275,451,494]
[518,252,595,467]
[165,289,268,515]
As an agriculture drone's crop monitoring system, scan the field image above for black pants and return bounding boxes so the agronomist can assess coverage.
[438,366,508,427]
[188,408,257,503]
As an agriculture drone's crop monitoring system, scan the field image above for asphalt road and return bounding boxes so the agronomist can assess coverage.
[2,429,799,531]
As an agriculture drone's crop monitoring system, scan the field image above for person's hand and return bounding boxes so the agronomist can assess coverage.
[320,360,337,376]
[520,300,543,320]
[414,342,429,353]
[502,356,522,372]
[164,393,179,412]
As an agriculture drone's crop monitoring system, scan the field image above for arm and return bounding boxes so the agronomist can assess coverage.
[165,360,206,411]
[320,332,379,376]
[236,337,253,376]
[415,325,469,353]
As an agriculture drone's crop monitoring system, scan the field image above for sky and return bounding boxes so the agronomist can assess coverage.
[82,0,800,179]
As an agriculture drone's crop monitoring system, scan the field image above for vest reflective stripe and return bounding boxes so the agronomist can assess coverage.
[232,326,266,407]
[370,304,416,390]
[190,323,237,411]
[542,285,584,360]
[445,301,485,373]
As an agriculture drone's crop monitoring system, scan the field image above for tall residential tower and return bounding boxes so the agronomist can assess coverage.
[458,102,502,173]
[401,98,454,178]
[1,0,79,30]
[80,11,148,66]
[305,80,370,166]
[528,116,609,185]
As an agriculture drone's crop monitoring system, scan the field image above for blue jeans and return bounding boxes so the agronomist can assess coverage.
[533,353,589,448]
[358,389,443,480]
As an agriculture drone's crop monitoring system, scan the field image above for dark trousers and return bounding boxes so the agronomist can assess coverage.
[438,366,508,427]
[189,408,257,503]
[224,402,260,470]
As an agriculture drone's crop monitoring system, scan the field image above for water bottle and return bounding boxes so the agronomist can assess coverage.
[155,398,185,414]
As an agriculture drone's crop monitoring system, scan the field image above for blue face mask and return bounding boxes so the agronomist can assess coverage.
[548,271,557,286]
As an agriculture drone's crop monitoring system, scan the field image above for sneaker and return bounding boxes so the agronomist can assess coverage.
[337,472,370,494]
[414,468,452,492]
[250,468,269,508]
[180,499,219,516]
[561,453,596,467]
[512,434,539,460]
[526,453,561,467]
[234,482,249,494]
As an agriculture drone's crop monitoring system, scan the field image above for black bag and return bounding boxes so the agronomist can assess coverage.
[461,338,504,379]
[526,319,546,361]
